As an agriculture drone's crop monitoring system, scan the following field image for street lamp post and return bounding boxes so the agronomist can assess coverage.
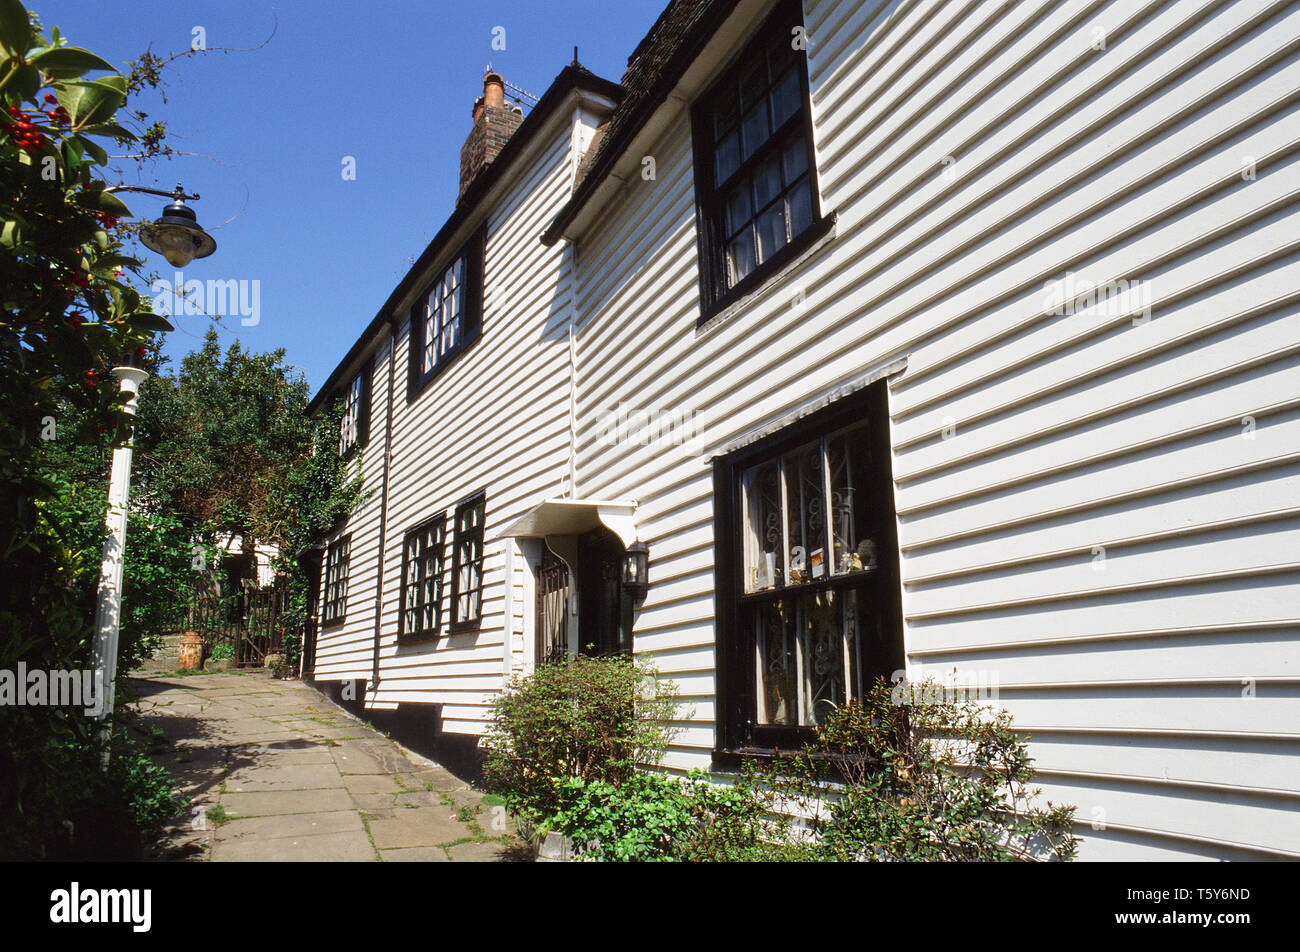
[89,184,217,754]
[90,353,149,755]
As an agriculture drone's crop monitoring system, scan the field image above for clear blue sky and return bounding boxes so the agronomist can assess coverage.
[45,0,666,392]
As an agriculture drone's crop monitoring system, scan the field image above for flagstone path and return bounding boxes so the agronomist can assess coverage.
[127,648,529,862]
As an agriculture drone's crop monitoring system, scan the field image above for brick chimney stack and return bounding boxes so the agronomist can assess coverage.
[459,71,523,201]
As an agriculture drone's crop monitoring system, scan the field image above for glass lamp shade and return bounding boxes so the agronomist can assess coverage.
[622,541,650,602]
[139,201,217,268]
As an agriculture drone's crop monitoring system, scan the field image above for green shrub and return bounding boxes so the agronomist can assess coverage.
[549,772,693,862]
[533,678,1076,863]
[545,769,781,862]
[209,641,234,661]
[483,655,680,830]
[776,679,1078,861]
[0,719,181,861]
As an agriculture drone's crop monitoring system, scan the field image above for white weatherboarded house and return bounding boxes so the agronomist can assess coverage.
[309,0,1300,858]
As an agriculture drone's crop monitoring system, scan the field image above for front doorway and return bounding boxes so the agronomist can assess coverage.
[533,525,632,666]
[576,526,633,657]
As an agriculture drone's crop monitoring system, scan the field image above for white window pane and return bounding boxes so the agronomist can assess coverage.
[784,441,826,583]
[756,202,788,264]
[727,229,755,287]
[725,181,752,236]
[799,589,847,725]
[755,599,798,725]
[770,69,800,128]
[714,131,740,187]
[743,460,784,592]
[788,179,813,240]
[753,152,783,209]
[782,136,808,182]
[741,103,769,160]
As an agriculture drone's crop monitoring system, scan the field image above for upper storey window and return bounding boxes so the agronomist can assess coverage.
[409,225,485,399]
[690,0,829,321]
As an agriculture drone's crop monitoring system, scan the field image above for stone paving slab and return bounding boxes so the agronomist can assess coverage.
[341,773,404,794]
[380,846,451,862]
[212,830,376,862]
[222,787,356,818]
[216,810,364,842]
[365,807,470,850]
[224,762,345,793]
[128,653,525,862]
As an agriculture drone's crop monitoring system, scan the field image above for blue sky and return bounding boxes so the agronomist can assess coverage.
[45,0,666,392]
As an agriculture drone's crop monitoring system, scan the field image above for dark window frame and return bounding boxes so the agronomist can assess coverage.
[449,490,486,630]
[712,381,904,762]
[321,533,352,629]
[689,0,830,325]
[398,513,446,644]
[338,360,372,459]
[407,224,487,402]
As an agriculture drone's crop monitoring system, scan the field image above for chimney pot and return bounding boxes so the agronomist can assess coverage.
[483,71,505,110]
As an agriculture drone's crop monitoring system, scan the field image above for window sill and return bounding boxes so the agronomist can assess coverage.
[396,630,439,646]
[320,617,346,631]
[712,744,881,773]
[696,211,837,337]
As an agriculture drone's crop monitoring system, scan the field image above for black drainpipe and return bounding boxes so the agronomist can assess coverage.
[372,315,397,694]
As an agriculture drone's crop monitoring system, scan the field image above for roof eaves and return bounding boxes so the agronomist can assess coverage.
[307,64,622,414]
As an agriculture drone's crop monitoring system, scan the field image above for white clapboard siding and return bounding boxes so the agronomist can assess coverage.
[372,120,593,736]
[314,104,604,736]
[563,0,1300,858]
[313,334,393,682]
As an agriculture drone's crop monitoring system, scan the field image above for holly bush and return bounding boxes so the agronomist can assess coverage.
[0,0,178,860]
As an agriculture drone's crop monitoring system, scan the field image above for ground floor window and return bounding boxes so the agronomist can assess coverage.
[322,534,351,627]
[399,516,444,642]
[714,381,904,752]
[451,491,485,627]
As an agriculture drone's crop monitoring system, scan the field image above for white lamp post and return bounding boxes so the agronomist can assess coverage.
[89,183,217,755]
[90,360,148,750]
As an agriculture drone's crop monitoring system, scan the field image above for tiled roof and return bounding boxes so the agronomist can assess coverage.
[545,0,740,243]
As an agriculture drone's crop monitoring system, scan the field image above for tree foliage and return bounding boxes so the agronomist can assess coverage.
[134,327,313,540]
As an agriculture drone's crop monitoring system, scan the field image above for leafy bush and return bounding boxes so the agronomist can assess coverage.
[524,677,1076,862]
[546,769,779,862]
[209,641,233,661]
[0,721,181,861]
[549,772,694,862]
[774,679,1078,861]
[483,655,680,830]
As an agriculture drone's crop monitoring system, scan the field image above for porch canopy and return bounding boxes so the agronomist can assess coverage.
[503,498,638,547]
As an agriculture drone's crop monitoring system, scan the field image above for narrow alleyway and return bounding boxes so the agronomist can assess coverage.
[128,641,528,862]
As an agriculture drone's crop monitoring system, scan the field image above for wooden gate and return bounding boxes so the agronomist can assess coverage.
[182,578,292,667]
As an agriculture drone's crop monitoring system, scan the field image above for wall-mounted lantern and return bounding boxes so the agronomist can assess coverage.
[622,540,650,603]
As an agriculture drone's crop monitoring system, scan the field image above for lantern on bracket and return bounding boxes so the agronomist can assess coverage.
[622,540,650,603]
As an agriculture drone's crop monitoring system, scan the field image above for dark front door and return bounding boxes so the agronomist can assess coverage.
[577,527,632,657]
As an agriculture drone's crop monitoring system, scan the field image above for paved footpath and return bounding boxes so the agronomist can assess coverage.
[127,653,528,862]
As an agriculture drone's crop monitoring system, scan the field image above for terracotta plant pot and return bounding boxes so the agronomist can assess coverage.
[178,631,203,670]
